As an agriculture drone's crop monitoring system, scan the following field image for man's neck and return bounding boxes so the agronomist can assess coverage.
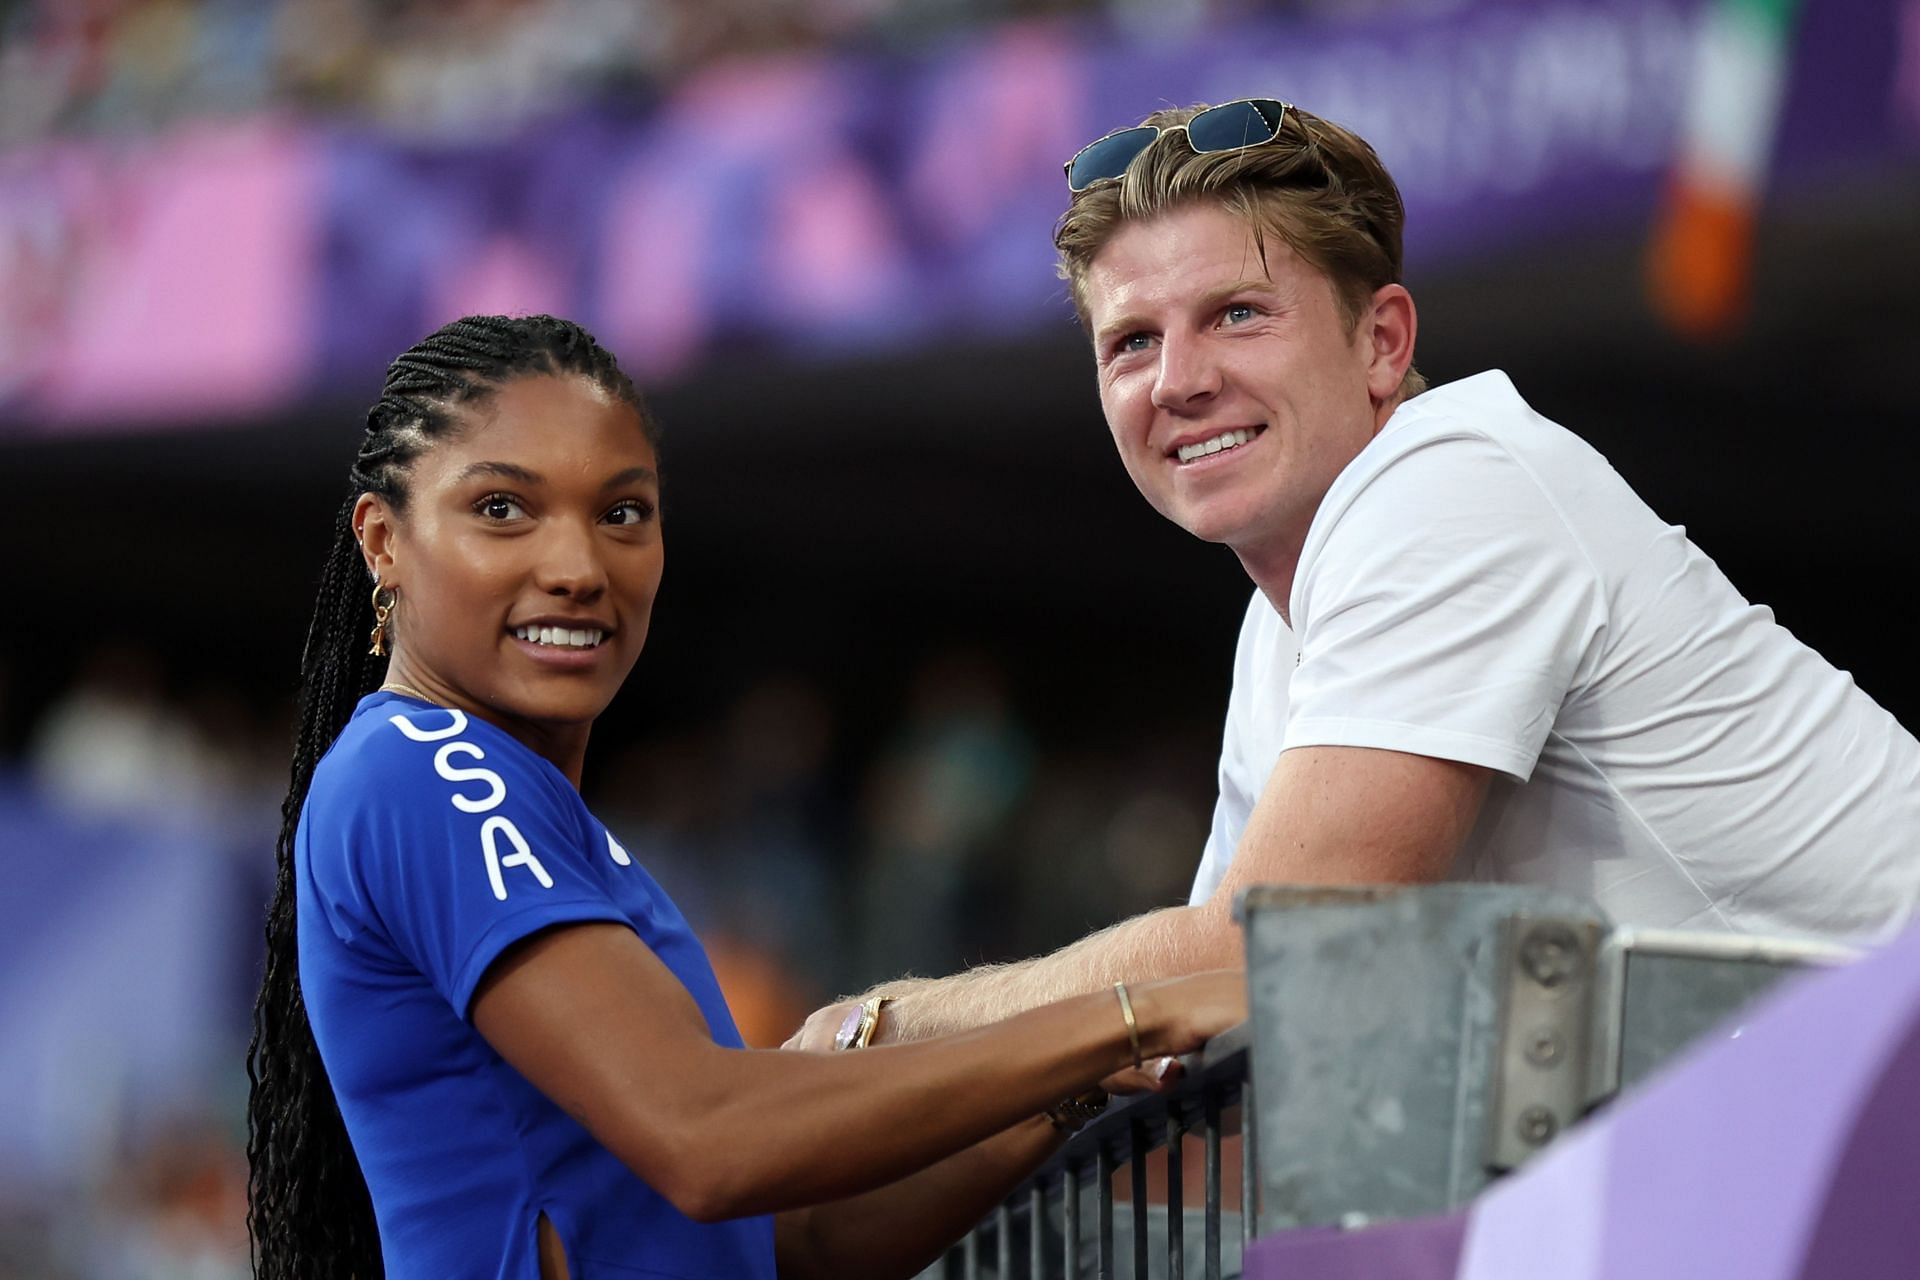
[1240,390,1409,628]
[1234,540,1303,628]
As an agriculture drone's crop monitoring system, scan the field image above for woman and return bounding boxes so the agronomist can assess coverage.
[246,314,1243,1280]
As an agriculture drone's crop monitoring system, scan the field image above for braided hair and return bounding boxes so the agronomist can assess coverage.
[246,315,652,1279]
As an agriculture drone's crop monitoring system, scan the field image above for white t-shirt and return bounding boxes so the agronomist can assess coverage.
[1190,371,1920,942]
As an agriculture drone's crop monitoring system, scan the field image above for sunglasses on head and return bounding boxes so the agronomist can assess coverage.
[1064,98,1292,194]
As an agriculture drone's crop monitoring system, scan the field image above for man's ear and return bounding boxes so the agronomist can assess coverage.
[1362,283,1417,405]
[353,493,400,587]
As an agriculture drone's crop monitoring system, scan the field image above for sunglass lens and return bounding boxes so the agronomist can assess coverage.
[1067,126,1159,192]
[1186,99,1287,154]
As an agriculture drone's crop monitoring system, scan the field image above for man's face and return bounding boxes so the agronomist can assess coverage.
[1085,203,1385,565]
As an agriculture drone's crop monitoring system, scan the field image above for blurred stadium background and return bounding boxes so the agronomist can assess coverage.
[0,0,1915,1273]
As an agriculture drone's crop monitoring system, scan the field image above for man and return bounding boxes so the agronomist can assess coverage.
[794,98,1920,1050]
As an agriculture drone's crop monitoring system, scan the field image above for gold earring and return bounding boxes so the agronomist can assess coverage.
[369,582,396,657]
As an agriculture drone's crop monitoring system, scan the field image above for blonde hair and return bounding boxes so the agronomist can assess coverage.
[1055,103,1427,399]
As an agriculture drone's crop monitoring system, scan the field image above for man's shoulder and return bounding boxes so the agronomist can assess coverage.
[1330,370,1606,517]
[1298,370,1626,615]
[1378,369,1545,451]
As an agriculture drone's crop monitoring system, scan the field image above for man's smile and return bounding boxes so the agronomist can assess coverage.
[1168,425,1265,465]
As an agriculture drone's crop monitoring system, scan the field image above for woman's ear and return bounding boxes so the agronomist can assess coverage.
[354,493,399,587]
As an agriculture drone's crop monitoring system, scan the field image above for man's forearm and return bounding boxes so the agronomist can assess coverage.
[814,746,1485,1052]
[868,901,1237,1042]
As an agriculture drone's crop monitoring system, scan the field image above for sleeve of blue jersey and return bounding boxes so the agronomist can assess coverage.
[338,714,635,1018]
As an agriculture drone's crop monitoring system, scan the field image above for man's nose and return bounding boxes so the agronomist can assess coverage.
[1151,332,1222,411]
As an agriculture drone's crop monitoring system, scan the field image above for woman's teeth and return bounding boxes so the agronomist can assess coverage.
[513,625,605,648]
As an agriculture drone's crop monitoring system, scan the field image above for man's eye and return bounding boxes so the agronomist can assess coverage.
[1117,333,1153,354]
[603,500,655,527]
[476,494,526,521]
[1222,303,1255,325]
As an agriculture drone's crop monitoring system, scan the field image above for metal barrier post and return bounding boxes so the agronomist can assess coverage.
[1095,1143,1114,1279]
[1240,1079,1256,1244]
[1166,1107,1184,1280]
[1062,1163,1079,1280]
[1204,1091,1221,1280]
[1029,1183,1044,1280]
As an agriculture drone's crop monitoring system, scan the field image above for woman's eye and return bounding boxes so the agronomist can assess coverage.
[603,500,655,527]
[476,494,526,521]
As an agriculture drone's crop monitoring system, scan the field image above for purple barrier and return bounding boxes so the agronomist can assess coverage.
[3,0,1915,431]
[0,775,265,1193]
[1245,917,1920,1280]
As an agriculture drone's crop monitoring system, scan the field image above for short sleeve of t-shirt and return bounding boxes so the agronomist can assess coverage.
[307,702,630,1017]
[1285,428,1607,781]
[1191,593,1296,905]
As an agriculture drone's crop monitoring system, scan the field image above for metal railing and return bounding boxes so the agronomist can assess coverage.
[926,884,1853,1279]
[921,1024,1256,1280]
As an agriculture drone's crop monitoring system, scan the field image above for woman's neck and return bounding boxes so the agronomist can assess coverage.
[381,662,592,789]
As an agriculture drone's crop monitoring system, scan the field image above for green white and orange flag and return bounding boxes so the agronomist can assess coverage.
[1647,0,1805,340]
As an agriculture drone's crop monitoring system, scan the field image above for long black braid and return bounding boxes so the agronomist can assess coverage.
[246,315,653,1279]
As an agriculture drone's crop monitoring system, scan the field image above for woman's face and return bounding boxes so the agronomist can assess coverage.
[358,373,664,740]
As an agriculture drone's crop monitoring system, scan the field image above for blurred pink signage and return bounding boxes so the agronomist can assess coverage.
[0,0,1910,435]
[0,123,317,432]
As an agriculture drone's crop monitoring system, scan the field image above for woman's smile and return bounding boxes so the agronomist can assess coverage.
[509,617,617,670]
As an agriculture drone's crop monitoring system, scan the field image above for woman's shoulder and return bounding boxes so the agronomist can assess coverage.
[309,693,573,825]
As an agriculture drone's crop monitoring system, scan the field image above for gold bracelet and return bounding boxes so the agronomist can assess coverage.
[1113,982,1142,1070]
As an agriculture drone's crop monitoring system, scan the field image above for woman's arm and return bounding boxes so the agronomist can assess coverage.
[470,922,1239,1222]
[775,1118,1063,1280]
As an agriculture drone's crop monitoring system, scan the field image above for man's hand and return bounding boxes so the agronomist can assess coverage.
[787,977,944,1050]
[783,999,860,1052]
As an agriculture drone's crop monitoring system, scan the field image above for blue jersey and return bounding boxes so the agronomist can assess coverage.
[296,691,776,1280]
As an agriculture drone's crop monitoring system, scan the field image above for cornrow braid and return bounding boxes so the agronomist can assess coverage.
[246,315,652,1280]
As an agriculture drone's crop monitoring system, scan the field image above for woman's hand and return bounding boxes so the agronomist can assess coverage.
[1128,968,1247,1062]
[1100,1056,1183,1097]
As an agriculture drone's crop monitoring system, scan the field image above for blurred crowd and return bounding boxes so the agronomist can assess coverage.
[0,638,1217,1276]
[0,0,1226,146]
[0,0,1441,146]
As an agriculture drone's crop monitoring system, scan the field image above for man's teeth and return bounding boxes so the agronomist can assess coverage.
[1177,428,1256,463]
[513,625,605,648]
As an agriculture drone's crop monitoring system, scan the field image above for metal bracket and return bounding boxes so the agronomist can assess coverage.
[1485,913,1603,1172]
